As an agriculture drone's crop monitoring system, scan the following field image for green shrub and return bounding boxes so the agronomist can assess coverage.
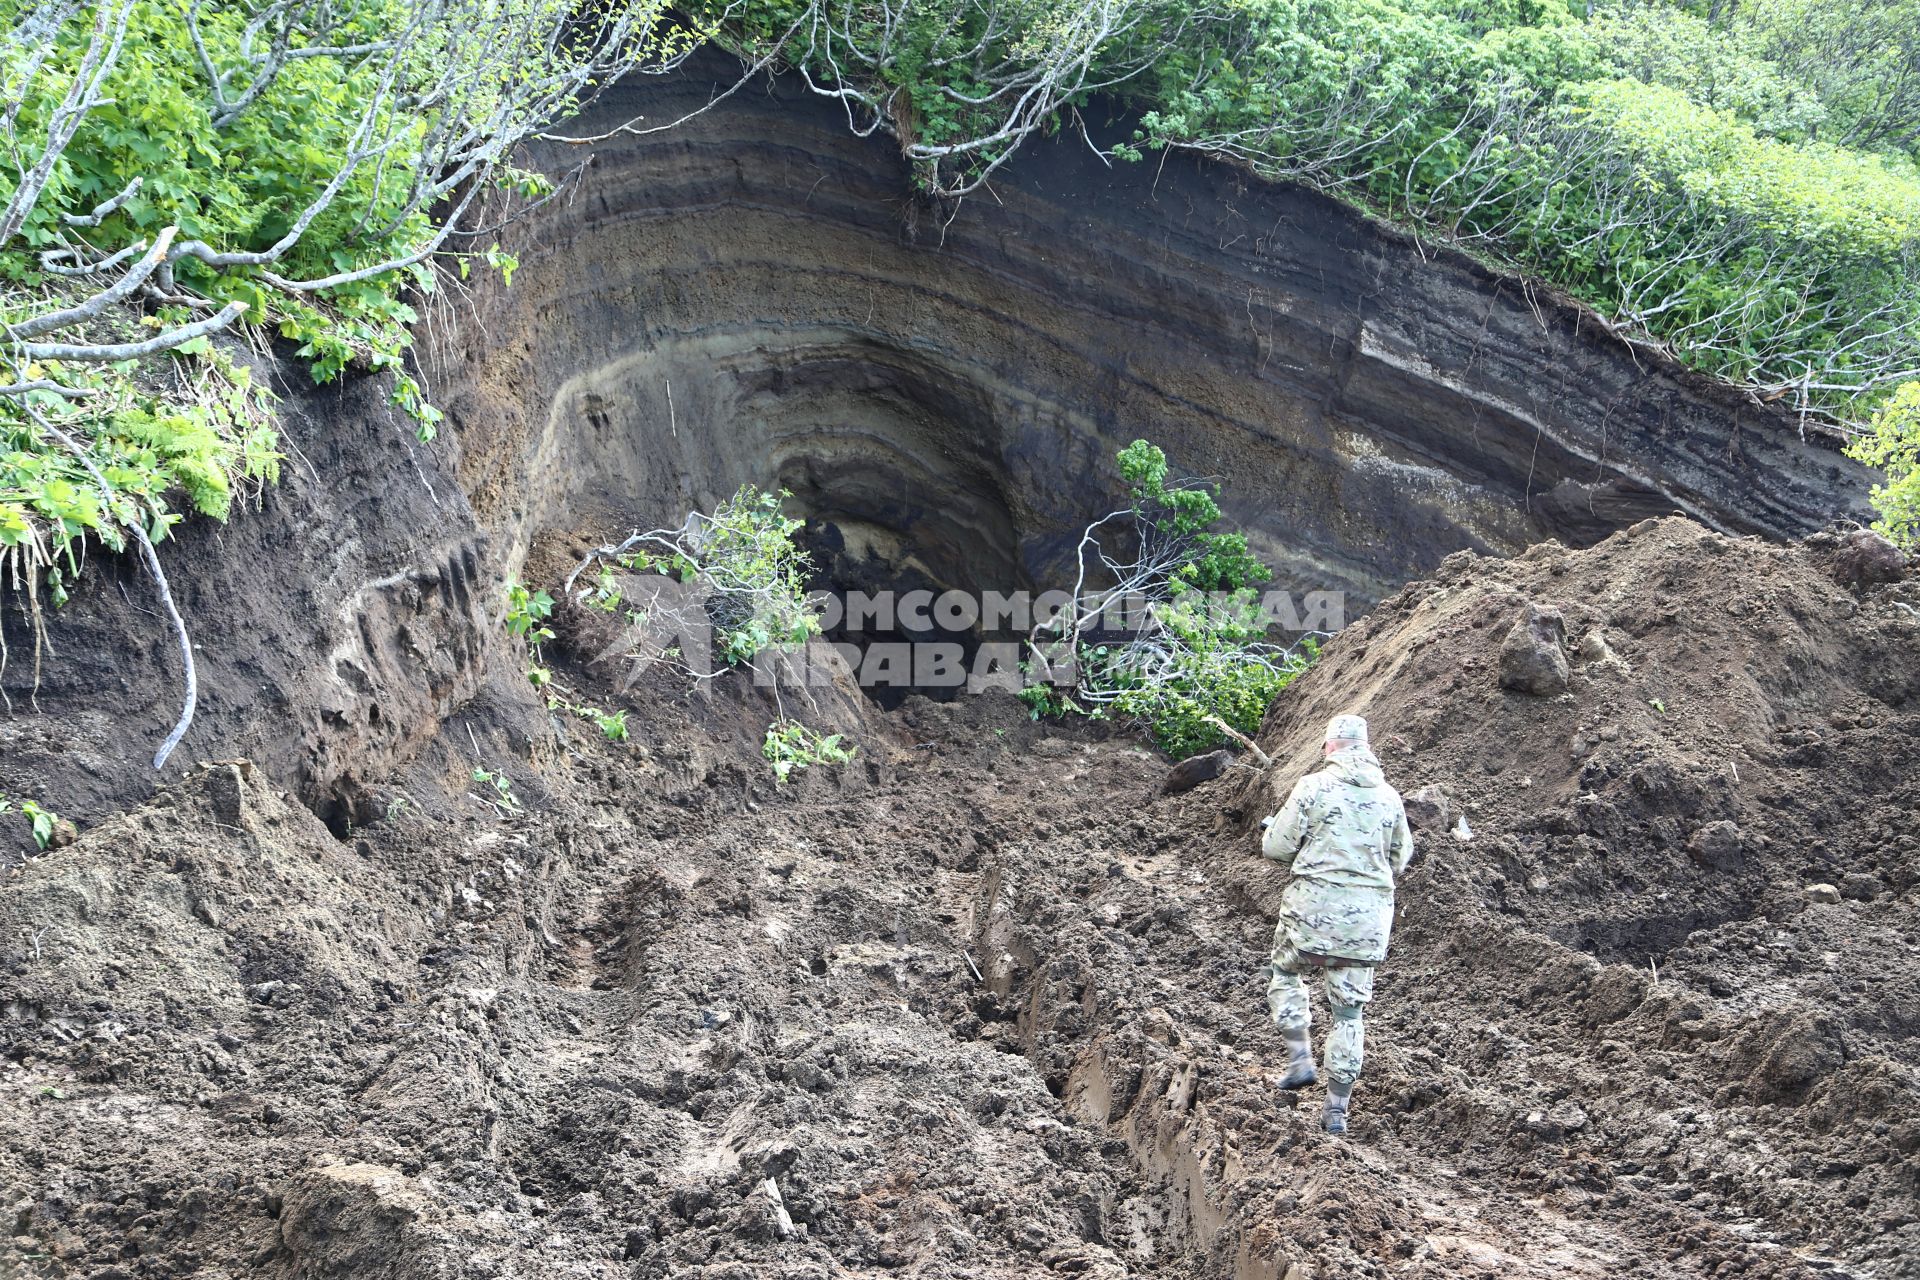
[1559,79,1917,256]
[763,718,857,783]
[579,485,822,670]
[1851,382,1920,550]
[1026,439,1319,757]
[2,0,687,625]
[697,486,823,665]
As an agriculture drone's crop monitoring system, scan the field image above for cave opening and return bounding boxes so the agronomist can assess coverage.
[762,368,1040,709]
[540,333,1082,710]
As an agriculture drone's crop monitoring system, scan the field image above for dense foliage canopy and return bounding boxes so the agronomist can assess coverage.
[1,0,692,616]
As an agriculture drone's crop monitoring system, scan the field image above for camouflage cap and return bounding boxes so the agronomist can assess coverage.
[1326,714,1369,744]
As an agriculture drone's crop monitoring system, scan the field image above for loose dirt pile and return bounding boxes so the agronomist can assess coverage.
[2,518,1915,1279]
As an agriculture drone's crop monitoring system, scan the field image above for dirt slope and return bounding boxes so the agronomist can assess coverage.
[1,518,1916,1280]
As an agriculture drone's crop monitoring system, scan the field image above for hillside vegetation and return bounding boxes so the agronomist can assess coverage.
[0,0,691,623]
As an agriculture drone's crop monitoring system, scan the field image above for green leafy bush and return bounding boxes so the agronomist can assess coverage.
[1559,79,1916,255]
[2,0,687,637]
[3,4,416,598]
[1026,439,1319,757]
[1851,382,1920,550]
[1098,612,1316,758]
[1735,0,1920,154]
[762,718,857,783]
[697,486,823,665]
[504,580,557,644]
[575,485,823,671]
[1117,439,1271,594]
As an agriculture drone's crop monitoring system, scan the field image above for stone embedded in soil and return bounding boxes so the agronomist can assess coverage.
[207,762,250,826]
[1498,604,1571,696]
[1687,820,1745,871]
[1403,784,1453,832]
[1828,528,1908,587]
[1839,872,1882,901]
[1161,749,1236,795]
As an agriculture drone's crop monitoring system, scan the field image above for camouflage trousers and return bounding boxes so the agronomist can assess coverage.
[1264,932,1376,1087]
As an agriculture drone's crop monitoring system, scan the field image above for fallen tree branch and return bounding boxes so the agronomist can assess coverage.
[7,226,177,340]
[17,299,248,362]
[26,406,198,769]
[1202,715,1271,766]
[0,380,98,398]
[58,174,142,227]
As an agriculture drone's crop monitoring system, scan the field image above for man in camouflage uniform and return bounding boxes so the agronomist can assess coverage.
[1260,714,1414,1134]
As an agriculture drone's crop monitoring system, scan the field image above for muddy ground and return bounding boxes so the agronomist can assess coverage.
[2,518,1917,1280]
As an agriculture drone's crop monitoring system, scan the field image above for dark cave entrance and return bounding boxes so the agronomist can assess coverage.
[545,335,1097,709]
[679,341,1054,709]
[775,432,1036,711]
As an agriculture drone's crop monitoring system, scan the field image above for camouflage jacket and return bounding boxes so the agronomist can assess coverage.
[1261,746,1414,963]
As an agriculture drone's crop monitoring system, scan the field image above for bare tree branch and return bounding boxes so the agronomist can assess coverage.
[15,300,249,362]
[25,404,198,769]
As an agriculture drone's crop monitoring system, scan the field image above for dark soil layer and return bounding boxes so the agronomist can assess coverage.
[3,518,1915,1279]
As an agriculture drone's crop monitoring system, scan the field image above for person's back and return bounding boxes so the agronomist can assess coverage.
[1258,714,1412,1133]
[1276,748,1407,892]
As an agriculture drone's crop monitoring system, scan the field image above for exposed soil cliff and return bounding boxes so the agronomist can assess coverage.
[441,51,1873,615]
[0,369,535,831]
[0,51,1875,828]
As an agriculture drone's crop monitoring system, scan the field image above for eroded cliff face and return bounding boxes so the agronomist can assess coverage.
[439,51,1872,612]
[0,369,526,828]
[0,51,1878,824]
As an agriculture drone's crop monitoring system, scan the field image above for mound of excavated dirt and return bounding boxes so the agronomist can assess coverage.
[2,517,1916,1280]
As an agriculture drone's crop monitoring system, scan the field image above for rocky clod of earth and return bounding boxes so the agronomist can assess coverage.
[1161,749,1238,795]
[1498,601,1572,696]
[275,1162,456,1280]
[1686,819,1746,872]
[1828,527,1910,587]
[1402,784,1455,833]
[2,517,1916,1279]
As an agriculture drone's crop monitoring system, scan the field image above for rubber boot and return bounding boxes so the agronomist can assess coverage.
[1277,1024,1316,1089]
[1322,1081,1352,1135]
